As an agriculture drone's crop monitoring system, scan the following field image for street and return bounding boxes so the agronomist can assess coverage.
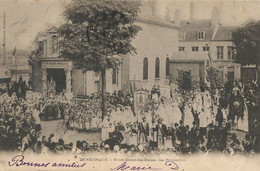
[41,120,101,145]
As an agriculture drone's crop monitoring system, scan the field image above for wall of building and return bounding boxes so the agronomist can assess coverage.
[169,61,205,85]
[178,41,234,60]
[32,62,42,92]
[72,70,85,96]
[178,41,241,82]
[127,20,179,91]
[79,68,122,96]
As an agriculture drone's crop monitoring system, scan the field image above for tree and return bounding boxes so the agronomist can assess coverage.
[176,70,196,121]
[206,66,221,110]
[58,0,142,120]
[232,21,260,89]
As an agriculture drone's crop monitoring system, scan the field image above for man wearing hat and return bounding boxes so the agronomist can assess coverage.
[138,116,149,146]
[155,118,168,149]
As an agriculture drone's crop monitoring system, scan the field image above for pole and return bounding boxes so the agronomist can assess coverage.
[15,54,18,82]
[3,12,6,65]
[133,74,139,144]
[101,69,107,121]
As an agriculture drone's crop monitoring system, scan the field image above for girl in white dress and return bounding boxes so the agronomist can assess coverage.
[101,116,110,141]
[172,99,182,124]
[184,105,194,128]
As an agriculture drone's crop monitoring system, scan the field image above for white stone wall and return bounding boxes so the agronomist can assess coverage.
[128,20,179,91]
[82,68,122,96]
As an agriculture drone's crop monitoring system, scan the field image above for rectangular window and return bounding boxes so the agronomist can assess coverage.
[228,46,234,60]
[203,46,209,51]
[179,47,185,51]
[112,68,117,85]
[192,46,199,52]
[217,46,224,59]
[198,31,205,40]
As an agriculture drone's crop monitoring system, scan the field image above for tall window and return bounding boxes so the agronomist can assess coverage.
[217,46,224,59]
[112,68,117,85]
[228,46,234,60]
[155,57,160,79]
[166,57,170,77]
[143,58,148,80]
[192,46,199,52]
[51,35,58,54]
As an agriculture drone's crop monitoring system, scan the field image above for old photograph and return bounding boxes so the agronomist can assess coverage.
[0,0,260,170]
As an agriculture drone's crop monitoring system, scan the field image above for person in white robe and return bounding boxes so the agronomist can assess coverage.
[172,99,182,125]
[184,105,193,128]
[237,101,249,132]
[101,116,110,141]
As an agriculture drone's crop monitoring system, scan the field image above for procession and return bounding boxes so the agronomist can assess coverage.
[0,77,259,156]
[0,0,260,163]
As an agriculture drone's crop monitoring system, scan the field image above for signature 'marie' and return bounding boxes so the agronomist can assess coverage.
[111,161,179,170]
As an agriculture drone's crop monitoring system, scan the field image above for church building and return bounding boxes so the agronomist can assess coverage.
[30,0,180,97]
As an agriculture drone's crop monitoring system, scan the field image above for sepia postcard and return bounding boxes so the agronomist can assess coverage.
[0,0,260,170]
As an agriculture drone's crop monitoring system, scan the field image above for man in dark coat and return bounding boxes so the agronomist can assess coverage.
[138,117,149,145]
[177,120,186,144]
[155,118,168,149]
[228,88,244,122]
[216,107,223,125]
[105,127,124,150]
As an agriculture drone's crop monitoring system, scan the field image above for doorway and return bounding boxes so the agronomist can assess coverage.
[47,69,66,94]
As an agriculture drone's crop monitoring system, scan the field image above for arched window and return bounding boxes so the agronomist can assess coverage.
[166,57,170,77]
[143,58,148,80]
[51,35,58,54]
[155,57,160,78]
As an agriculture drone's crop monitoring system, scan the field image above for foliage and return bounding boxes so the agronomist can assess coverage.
[58,0,142,120]
[206,66,221,105]
[58,0,142,72]
[232,21,260,67]
[232,21,260,89]
[176,70,196,110]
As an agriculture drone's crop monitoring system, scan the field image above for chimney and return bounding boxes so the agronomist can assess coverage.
[165,8,171,22]
[211,7,220,27]
[174,9,181,25]
[190,1,195,21]
[150,0,159,17]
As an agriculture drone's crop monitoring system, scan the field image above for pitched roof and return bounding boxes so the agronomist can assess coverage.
[179,19,212,30]
[179,19,238,41]
[213,26,237,40]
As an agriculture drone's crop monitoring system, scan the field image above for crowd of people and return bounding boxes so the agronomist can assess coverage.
[0,79,259,156]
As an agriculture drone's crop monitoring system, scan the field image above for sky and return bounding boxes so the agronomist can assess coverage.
[0,0,260,51]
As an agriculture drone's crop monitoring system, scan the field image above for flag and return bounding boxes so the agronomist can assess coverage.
[12,47,16,56]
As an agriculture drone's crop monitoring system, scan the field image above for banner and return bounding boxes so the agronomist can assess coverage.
[133,90,149,112]
[159,85,171,99]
